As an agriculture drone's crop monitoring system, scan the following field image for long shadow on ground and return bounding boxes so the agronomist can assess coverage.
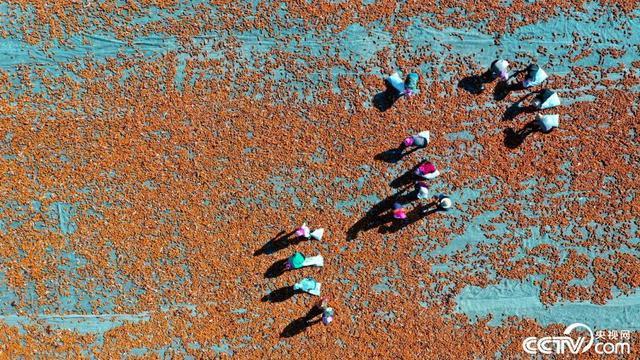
[254,230,300,256]
[262,286,299,303]
[280,304,324,338]
[347,187,420,241]
[374,146,419,164]
[503,120,539,149]
[264,258,289,278]
[389,163,422,189]
[379,201,441,234]
[372,80,403,112]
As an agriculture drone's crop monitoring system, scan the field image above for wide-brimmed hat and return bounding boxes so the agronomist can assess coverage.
[525,66,548,87]
[417,184,430,199]
[295,223,310,237]
[386,72,405,94]
[439,197,452,209]
[536,114,559,132]
[417,131,431,144]
[310,228,324,241]
[539,90,560,109]
[493,59,509,73]
[294,277,321,296]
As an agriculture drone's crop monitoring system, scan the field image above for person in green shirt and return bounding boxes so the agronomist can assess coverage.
[285,252,324,270]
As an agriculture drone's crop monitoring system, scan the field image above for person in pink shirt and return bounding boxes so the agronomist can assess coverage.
[392,202,407,219]
[295,223,324,241]
[403,131,431,149]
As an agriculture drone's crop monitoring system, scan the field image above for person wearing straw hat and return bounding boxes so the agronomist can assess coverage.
[304,297,335,325]
[322,303,335,325]
[415,181,430,200]
[437,195,453,211]
[532,89,560,110]
[385,71,406,97]
[523,64,549,88]
[295,223,325,241]
[415,161,440,179]
[293,277,322,296]
[490,59,511,81]
[535,114,559,132]
[286,252,324,270]
[403,131,431,149]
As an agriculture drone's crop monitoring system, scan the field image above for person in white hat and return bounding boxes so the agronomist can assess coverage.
[385,71,406,97]
[490,59,511,81]
[295,223,324,241]
[415,181,430,200]
[293,277,322,296]
[532,89,560,110]
[286,252,324,270]
[535,114,559,132]
[403,131,431,149]
[523,64,549,88]
[437,195,453,210]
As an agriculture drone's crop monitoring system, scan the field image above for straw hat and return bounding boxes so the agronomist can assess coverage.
[416,182,430,200]
[310,228,324,241]
[539,90,560,110]
[439,197,452,209]
[536,114,559,132]
[417,131,431,144]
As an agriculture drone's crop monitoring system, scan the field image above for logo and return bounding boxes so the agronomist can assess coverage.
[522,323,631,355]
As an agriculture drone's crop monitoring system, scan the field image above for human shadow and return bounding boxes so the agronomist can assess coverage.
[493,68,528,101]
[493,79,525,101]
[347,188,418,241]
[374,146,419,164]
[254,230,300,256]
[502,92,539,121]
[389,163,422,189]
[372,80,403,112]
[503,120,539,149]
[280,304,324,338]
[458,70,493,95]
[262,285,300,303]
[379,201,440,234]
[264,258,289,278]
